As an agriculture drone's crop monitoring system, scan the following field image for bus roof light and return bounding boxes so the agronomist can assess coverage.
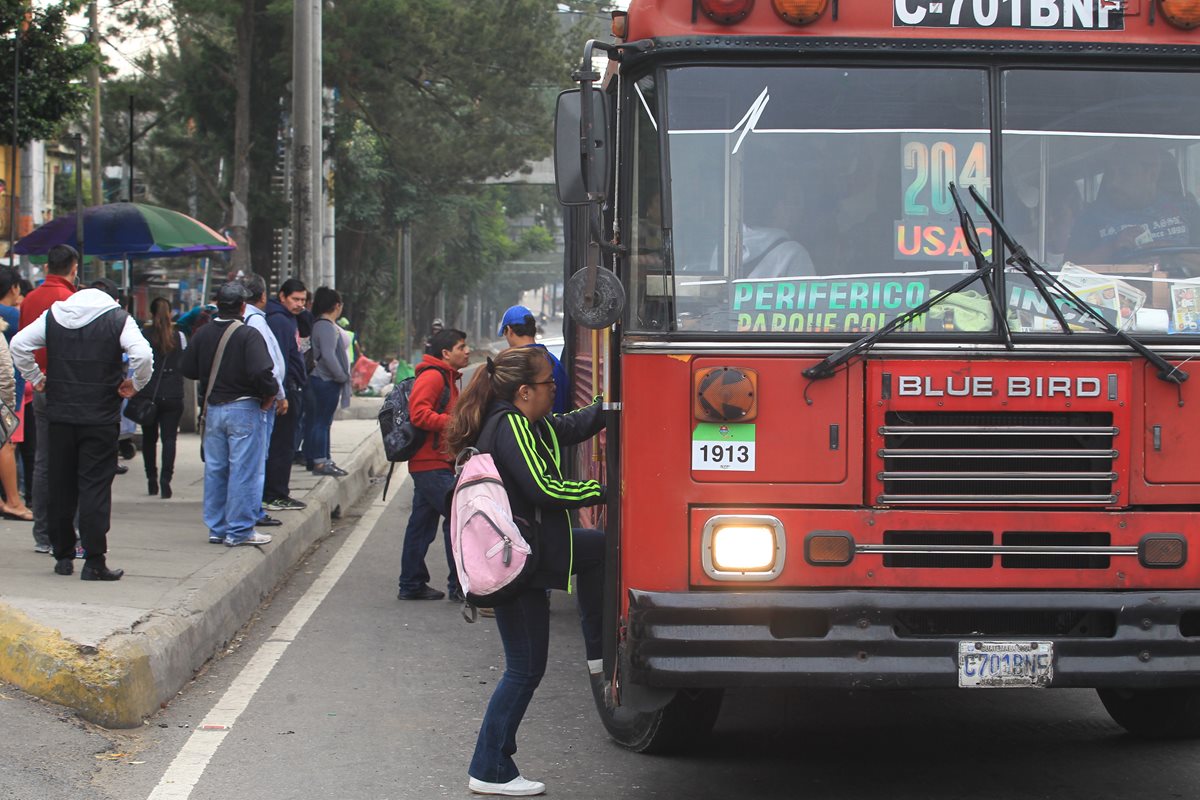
[772,0,828,24]
[1159,0,1200,29]
[697,0,755,25]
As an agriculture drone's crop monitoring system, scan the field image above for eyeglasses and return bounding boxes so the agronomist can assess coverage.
[527,380,556,387]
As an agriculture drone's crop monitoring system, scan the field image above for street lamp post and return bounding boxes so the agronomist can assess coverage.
[75,134,84,279]
[9,25,18,270]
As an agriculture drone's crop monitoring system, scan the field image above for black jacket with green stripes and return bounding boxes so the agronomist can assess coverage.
[475,398,607,591]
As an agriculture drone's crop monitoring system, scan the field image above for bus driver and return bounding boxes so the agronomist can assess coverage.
[1066,140,1200,266]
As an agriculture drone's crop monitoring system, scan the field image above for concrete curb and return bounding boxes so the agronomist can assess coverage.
[335,394,384,420]
[0,429,388,729]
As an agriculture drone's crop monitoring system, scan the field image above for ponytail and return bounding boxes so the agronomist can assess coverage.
[446,347,549,457]
[149,297,176,354]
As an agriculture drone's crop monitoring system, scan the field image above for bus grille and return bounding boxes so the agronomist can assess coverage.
[876,411,1117,505]
[879,531,1114,569]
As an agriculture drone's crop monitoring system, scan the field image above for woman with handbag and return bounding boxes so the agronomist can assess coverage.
[132,298,186,498]
[302,287,351,477]
[445,346,606,797]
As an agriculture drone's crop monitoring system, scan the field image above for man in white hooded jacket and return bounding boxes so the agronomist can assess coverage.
[12,283,152,581]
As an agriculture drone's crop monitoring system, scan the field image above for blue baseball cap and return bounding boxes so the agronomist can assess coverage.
[497,305,535,336]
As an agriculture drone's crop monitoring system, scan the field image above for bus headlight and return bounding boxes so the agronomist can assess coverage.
[702,515,785,581]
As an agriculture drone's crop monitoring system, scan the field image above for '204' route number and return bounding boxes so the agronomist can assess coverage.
[903,139,990,217]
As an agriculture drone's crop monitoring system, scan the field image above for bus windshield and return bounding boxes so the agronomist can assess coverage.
[630,65,1200,337]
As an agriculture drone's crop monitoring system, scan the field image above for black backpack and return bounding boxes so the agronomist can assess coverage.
[379,367,450,499]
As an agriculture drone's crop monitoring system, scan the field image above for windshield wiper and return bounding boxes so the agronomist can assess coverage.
[967,185,1187,386]
[802,183,1000,381]
[951,183,1014,350]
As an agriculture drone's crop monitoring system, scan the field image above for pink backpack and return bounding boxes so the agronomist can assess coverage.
[450,448,539,611]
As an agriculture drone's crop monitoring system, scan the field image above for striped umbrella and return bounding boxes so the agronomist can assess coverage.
[14,202,235,260]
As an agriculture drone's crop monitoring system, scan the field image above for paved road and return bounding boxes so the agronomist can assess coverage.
[4,478,1200,800]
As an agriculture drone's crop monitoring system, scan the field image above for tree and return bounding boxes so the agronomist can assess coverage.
[327,0,586,354]
[0,0,96,146]
[108,0,287,272]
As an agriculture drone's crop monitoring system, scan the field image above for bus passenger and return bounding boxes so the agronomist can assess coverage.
[446,346,606,798]
[1067,140,1200,266]
[710,179,816,279]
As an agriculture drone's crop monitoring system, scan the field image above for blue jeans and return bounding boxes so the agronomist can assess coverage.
[257,410,276,520]
[398,468,461,595]
[203,399,270,543]
[468,528,605,783]
[302,375,340,466]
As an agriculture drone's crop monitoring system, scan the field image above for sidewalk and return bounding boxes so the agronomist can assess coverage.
[0,397,388,729]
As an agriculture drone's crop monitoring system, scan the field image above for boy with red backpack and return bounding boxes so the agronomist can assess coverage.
[397,327,470,601]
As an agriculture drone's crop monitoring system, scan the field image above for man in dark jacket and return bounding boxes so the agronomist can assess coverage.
[397,327,469,601]
[263,278,307,510]
[181,282,279,547]
[11,279,153,580]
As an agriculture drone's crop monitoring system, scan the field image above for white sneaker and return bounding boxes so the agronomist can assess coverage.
[226,532,273,547]
[468,776,546,796]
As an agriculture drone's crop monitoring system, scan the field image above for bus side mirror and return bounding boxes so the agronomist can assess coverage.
[554,88,610,207]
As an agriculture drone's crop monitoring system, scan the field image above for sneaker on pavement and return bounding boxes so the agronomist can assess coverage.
[468,776,546,797]
[226,532,273,547]
[256,515,283,527]
[34,543,51,554]
[312,463,345,477]
[209,535,225,544]
[265,497,307,511]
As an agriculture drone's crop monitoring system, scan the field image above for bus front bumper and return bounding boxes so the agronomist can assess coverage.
[624,589,1200,690]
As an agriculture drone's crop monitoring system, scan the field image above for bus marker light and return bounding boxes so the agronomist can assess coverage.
[1139,534,1186,568]
[805,532,855,565]
[1159,0,1200,29]
[695,367,758,422]
[612,11,628,38]
[698,0,755,25]
[771,0,828,24]
[702,515,785,580]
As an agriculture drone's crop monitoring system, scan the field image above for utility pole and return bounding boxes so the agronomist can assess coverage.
[8,26,18,268]
[127,94,134,202]
[291,0,313,286]
[311,0,324,289]
[88,0,101,205]
[74,134,84,278]
[402,225,412,362]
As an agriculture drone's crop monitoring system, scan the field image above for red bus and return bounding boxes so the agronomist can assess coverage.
[554,0,1200,752]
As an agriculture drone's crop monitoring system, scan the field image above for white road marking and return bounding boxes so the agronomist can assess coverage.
[146,481,402,800]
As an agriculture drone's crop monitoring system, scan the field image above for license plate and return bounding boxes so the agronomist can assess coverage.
[958,641,1054,688]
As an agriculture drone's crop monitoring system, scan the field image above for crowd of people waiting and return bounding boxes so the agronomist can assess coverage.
[5,243,355,577]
